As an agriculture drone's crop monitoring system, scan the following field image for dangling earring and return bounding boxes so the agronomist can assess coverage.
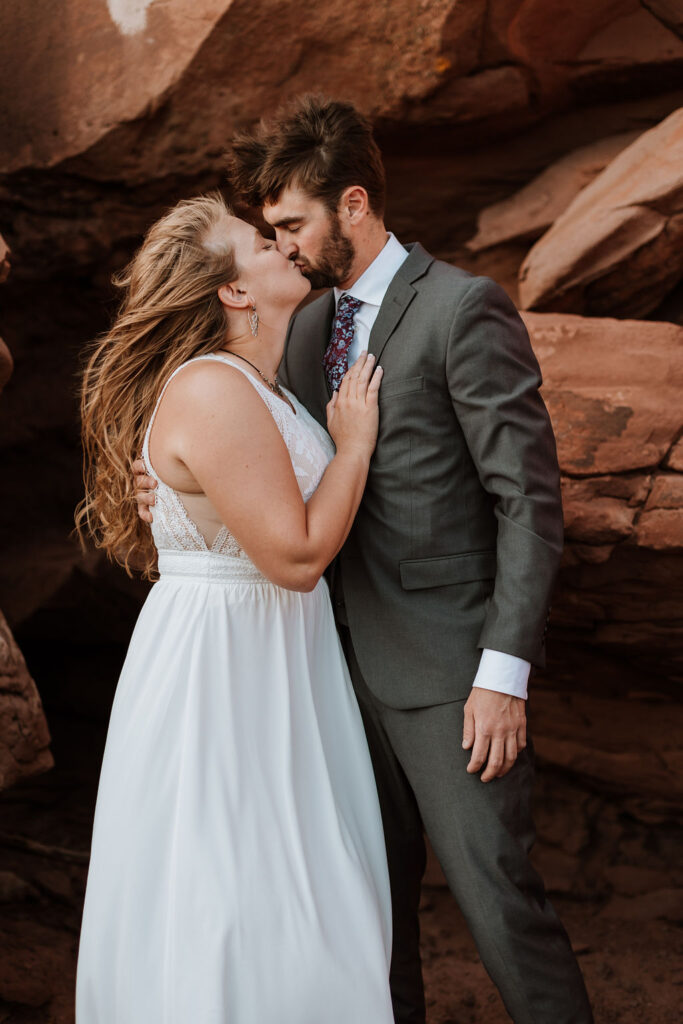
[248,304,259,338]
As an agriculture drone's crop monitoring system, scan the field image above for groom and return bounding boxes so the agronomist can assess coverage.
[138,97,593,1022]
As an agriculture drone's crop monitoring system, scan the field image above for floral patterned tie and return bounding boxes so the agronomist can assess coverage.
[323,293,363,392]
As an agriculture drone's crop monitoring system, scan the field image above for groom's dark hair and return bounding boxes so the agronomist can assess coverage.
[228,96,386,217]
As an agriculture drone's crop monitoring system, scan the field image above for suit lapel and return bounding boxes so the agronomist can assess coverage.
[316,291,335,409]
[304,290,335,422]
[367,243,433,363]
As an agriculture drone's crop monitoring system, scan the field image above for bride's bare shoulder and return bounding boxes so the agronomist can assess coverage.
[161,357,265,418]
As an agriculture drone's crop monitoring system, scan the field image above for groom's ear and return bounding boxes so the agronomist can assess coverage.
[339,186,369,227]
[217,283,251,311]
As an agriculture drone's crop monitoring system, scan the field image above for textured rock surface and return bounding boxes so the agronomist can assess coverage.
[4,0,683,179]
[643,0,683,38]
[0,232,53,792]
[524,312,683,675]
[0,235,11,392]
[532,684,683,807]
[519,107,683,317]
[527,313,683,477]
[465,132,641,253]
[0,0,233,174]
[3,0,683,274]
[0,610,53,790]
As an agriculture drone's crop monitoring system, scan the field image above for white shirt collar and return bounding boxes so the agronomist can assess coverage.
[333,232,408,309]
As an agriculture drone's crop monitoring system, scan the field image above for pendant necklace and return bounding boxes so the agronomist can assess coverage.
[221,349,286,399]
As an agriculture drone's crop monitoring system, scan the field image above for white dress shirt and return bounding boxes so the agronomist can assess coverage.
[334,233,531,700]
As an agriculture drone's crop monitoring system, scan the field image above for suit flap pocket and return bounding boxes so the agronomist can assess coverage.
[399,549,497,590]
[380,375,425,399]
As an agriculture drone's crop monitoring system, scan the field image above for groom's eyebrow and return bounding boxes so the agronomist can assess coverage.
[269,215,302,228]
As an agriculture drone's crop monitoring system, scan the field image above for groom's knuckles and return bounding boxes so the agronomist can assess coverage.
[468,736,489,772]
[500,737,518,776]
[487,738,506,761]
[478,734,507,781]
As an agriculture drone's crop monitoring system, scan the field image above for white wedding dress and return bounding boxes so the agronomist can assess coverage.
[76,354,393,1023]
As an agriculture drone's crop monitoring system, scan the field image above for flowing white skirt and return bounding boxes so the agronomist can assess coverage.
[76,551,393,1023]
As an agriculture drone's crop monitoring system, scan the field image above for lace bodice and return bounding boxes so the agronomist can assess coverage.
[142,353,335,560]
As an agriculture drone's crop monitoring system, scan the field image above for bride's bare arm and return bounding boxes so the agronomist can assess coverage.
[156,354,382,591]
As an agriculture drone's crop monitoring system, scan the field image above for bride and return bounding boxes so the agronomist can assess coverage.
[75,192,392,1022]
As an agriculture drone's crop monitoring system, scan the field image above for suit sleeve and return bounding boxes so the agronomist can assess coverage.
[445,275,564,668]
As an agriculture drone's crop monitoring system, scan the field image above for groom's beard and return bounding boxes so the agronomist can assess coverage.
[297,215,355,290]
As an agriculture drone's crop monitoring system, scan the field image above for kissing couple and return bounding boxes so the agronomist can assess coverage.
[75,97,593,1023]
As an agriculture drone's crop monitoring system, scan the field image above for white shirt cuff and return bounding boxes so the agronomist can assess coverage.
[472,648,531,700]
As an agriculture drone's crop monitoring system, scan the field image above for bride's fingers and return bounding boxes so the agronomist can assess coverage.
[347,352,368,400]
[340,355,361,399]
[356,352,376,398]
[366,365,383,400]
[349,352,368,373]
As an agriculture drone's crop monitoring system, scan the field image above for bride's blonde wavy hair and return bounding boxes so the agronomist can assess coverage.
[76,192,237,579]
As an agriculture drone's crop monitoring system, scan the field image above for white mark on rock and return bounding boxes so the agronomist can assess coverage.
[107,0,155,36]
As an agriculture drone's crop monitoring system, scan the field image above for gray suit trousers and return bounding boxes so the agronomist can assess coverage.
[340,628,594,1024]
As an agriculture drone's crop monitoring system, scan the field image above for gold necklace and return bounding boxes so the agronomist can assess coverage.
[221,350,285,398]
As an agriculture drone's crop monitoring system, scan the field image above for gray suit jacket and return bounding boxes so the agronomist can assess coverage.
[279,243,564,709]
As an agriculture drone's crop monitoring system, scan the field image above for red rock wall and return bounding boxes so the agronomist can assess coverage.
[0,235,53,789]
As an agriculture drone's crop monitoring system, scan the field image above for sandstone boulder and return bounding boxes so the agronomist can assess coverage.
[465,132,641,252]
[0,610,53,790]
[523,312,683,675]
[518,108,683,317]
[526,312,683,476]
[2,0,682,183]
[0,231,53,791]
[0,0,233,174]
[0,337,11,394]
[666,436,683,471]
[636,473,683,551]
[0,232,9,282]
[1,2,683,277]
[0,234,10,391]
[643,0,683,39]
[530,687,683,806]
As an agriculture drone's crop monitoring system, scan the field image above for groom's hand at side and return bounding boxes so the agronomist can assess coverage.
[462,688,527,783]
[132,458,157,524]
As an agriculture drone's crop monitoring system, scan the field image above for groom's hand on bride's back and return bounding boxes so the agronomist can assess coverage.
[133,458,157,523]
